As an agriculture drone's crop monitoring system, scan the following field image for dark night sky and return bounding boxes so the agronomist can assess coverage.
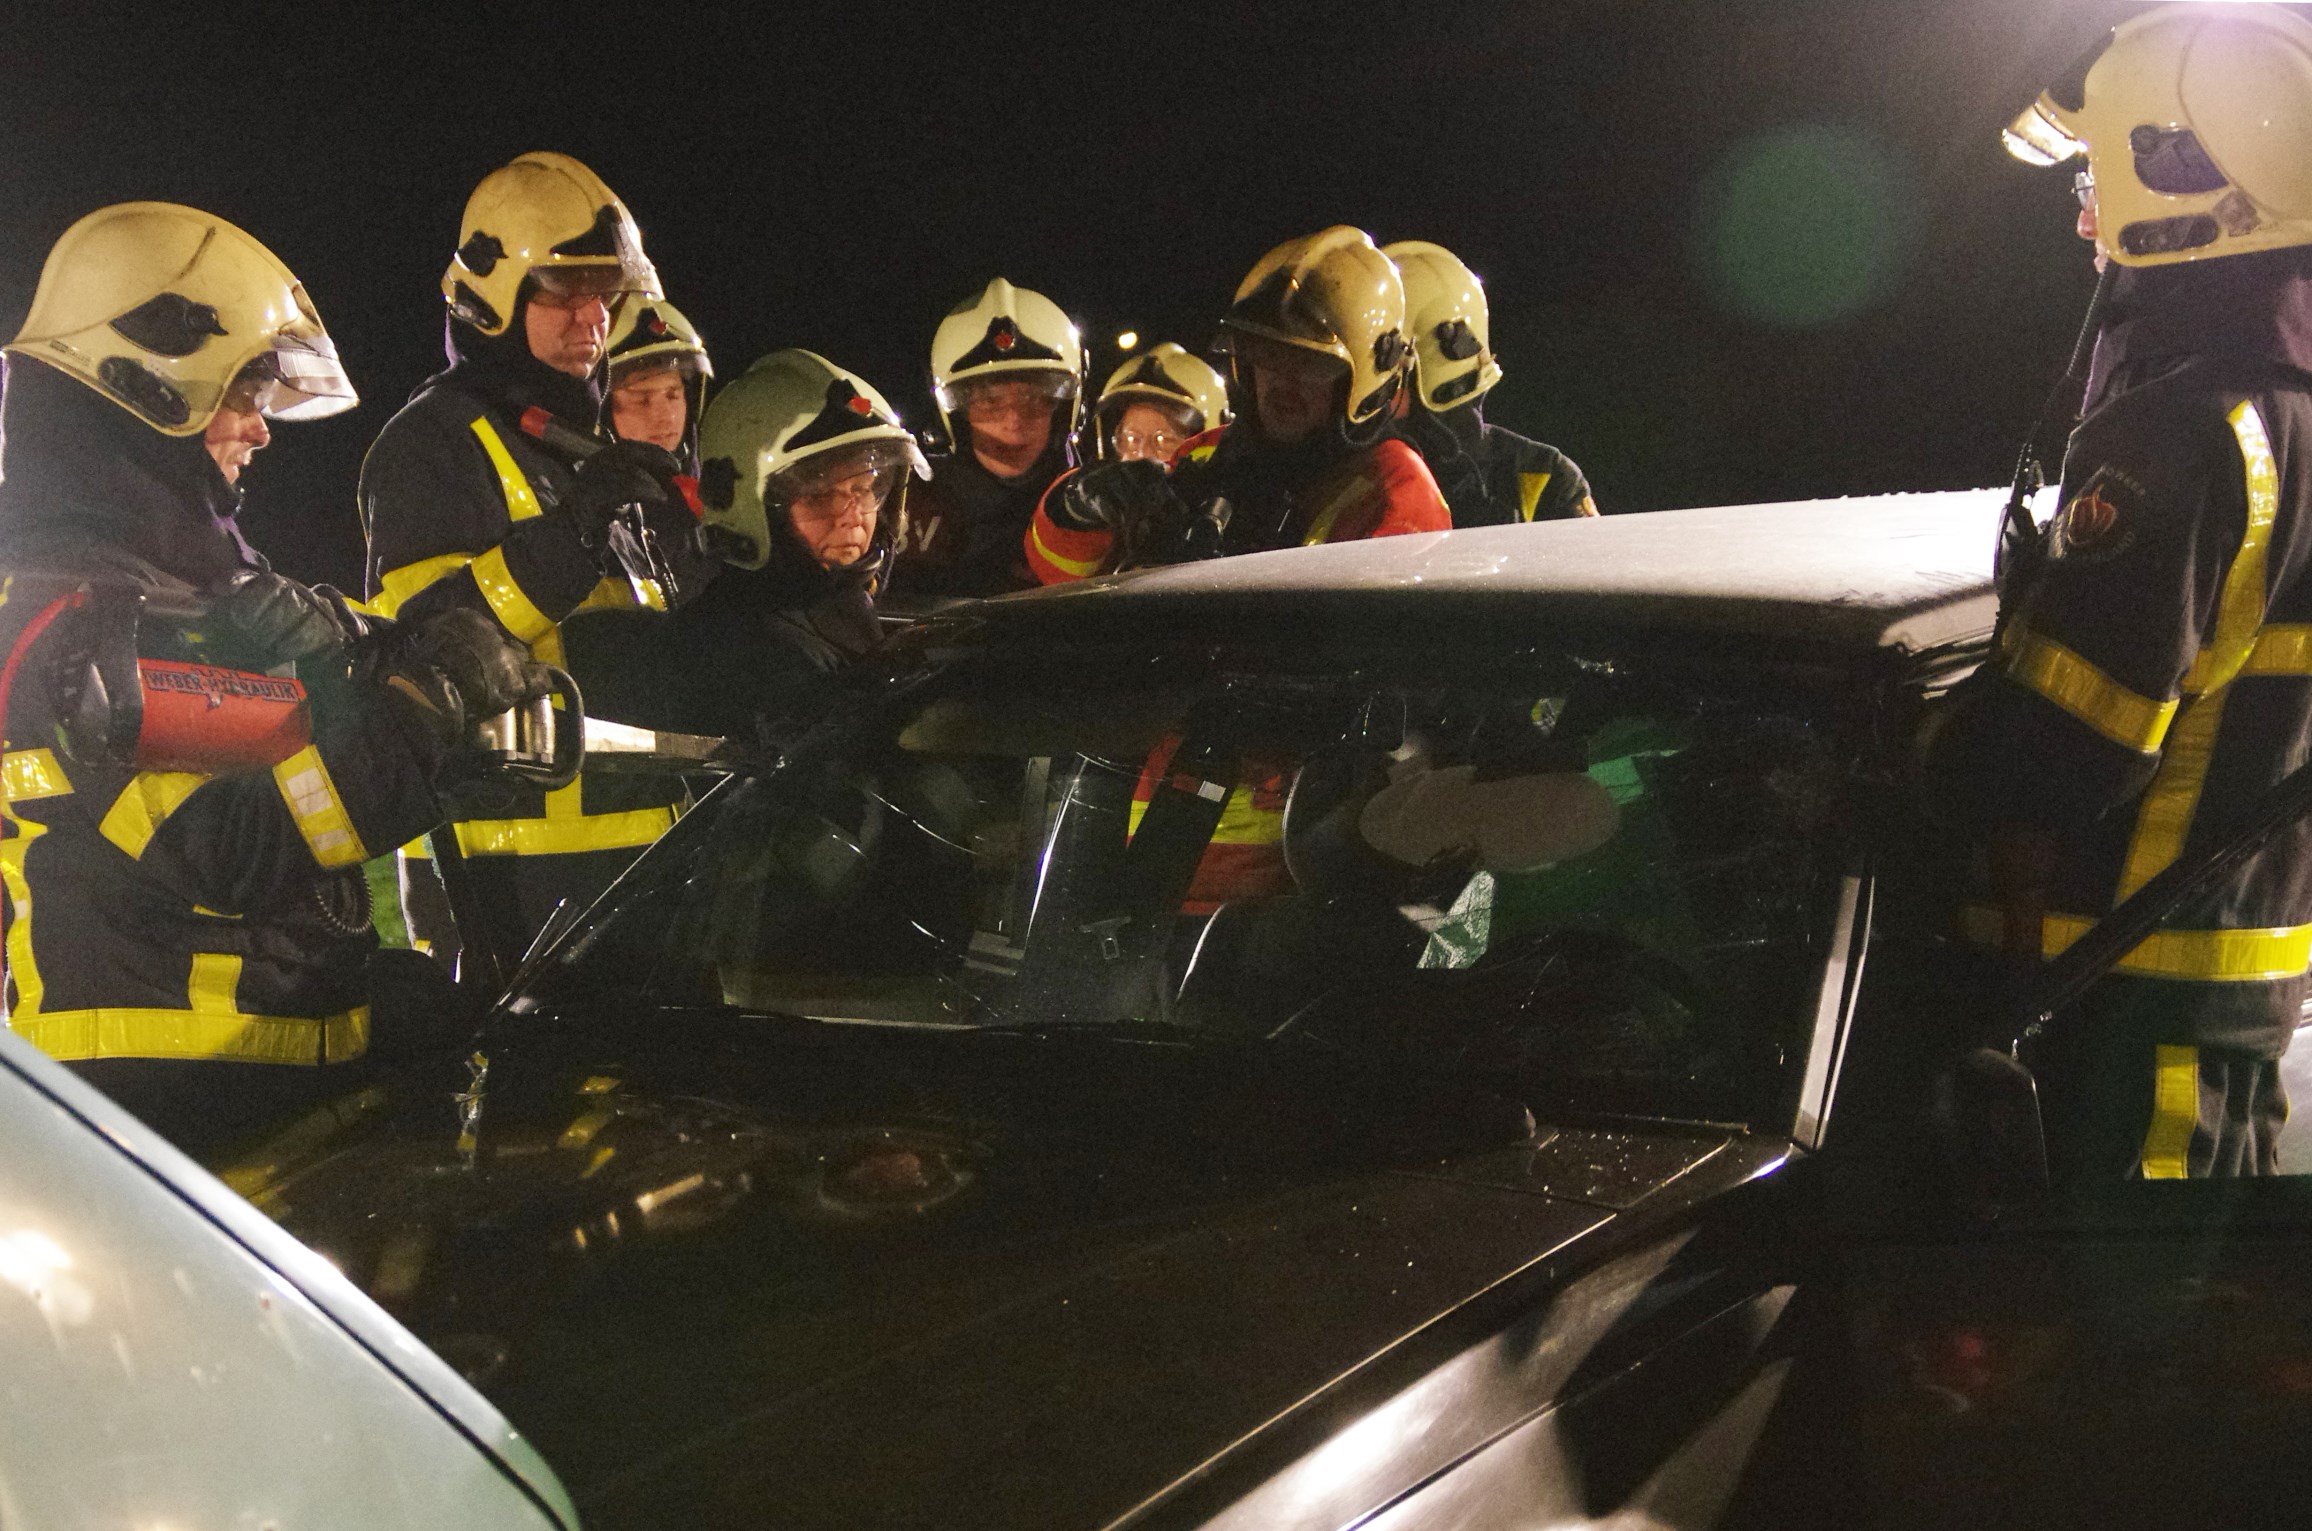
[0,0,2142,592]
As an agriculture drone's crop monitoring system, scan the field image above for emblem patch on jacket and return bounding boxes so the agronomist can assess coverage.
[2053,466,2144,563]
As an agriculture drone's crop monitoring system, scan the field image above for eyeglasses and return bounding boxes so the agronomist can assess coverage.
[1113,422,1187,460]
[2074,169,2096,211]
[964,389,1065,426]
[220,355,282,415]
[530,266,630,311]
[783,460,898,523]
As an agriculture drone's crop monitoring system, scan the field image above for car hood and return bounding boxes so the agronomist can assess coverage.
[222,1012,1755,1530]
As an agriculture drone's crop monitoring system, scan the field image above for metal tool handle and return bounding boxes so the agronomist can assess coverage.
[533,667,586,792]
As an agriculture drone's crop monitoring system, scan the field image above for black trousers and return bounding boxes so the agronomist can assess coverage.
[2035,979,2290,1180]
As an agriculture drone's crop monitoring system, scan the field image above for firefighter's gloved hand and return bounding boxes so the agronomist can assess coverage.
[204,569,364,667]
[1047,460,1180,534]
[561,440,684,551]
[371,607,554,753]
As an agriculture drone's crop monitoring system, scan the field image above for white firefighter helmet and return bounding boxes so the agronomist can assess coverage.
[694,348,929,570]
[1220,226,1410,427]
[928,277,1083,450]
[1384,240,1504,412]
[605,297,712,382]
[2004,3,2312,266]
[1095,342,1233,455]
[5,201,357,436]
[441,151,661,335]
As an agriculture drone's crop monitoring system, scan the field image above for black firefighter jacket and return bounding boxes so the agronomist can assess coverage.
[360,322,707,863]
[886,439,1070,603]
[1403,403,1598,526]
[1927,248,2312,1057]
[0,359,447,1067]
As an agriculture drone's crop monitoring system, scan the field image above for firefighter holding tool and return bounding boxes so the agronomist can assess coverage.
[360,152,714,974]
[0,201,555,1156]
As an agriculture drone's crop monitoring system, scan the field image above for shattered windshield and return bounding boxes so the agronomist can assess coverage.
[531,639,1857,1123]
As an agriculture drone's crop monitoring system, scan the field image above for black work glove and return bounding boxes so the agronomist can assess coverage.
[366,606,555,754]
[561,440,685,551]
[202,569,366,667]
[1047,460,1181,534]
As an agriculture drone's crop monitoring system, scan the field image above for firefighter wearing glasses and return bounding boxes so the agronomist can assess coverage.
[0,203,554,1155]
[887,278,1082,601]
[1927,2,2312,1177]
[360,152,712,973]
[654,350,928,742]
[1027,226,1450,582]
[1384,240,1597,525]
[1095,343,1232,466]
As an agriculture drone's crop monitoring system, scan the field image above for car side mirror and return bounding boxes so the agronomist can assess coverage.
[1931,1045,2051,1205]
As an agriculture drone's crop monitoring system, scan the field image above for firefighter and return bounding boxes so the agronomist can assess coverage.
[1384,240,1599,525]
[0,202,554,1155]
[604,297,711,467]
[887,278,1082,601]
[655,349,928,742]
[1094,343,1232,465]
[1924,2,2312,1178]
[1026,226,1452,584]
[360,152,715,976]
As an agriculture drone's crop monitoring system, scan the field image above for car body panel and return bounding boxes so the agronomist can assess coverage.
[995,489,2019,657]
[0,1028,576,1529]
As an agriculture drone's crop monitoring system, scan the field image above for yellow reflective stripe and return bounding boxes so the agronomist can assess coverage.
[188,952,241,1014]
[13,1005,370,1065]
[453,803,674,856]
[374,552,475,619]
[470,544,555,643]
[574,576,647,615]
[1030,522,1102,579]
[1,749,69,803]
[1959,904,2312,982]
[469,415,543,522]
[1126,787,1284,846]
[2242,624,2312,676]
[2141,1044,2199,1180]
[1,816,47,1017]
[2116,402,2280,898]
[530,621,567,668]
[271,746,370,870]
[2180,401,2280,695]
[2005,631,2177,753]
[1300,472,1374,547]
[97,771,212,859]
[1518,470,1553,522]
[2118,691,2226,900]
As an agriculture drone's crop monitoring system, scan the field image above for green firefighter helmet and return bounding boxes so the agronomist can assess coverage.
[928,277,1083,451]
[1383,240,1504,412]
[2005,2,2312,266]
[441,151,661,335]
[1220,225,1410,428]
[6,201,358,436]
[694,348,929,570]
[605,297,712,383]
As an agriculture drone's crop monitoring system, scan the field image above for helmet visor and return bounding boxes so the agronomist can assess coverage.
[2003,99,2086,167]
[956,370,1076,411]
[771,440,914,520]
[258,324,358,421]
[532,262,654,306]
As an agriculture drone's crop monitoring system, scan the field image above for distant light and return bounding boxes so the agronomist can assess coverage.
[1116,330,1140,350]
